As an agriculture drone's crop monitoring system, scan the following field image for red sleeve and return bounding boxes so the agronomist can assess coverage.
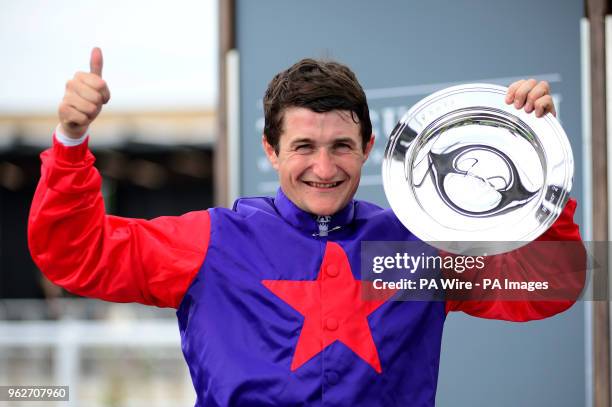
[27,135,211,309]
[445,198,586,321]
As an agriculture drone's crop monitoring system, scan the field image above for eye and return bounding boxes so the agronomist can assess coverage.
[334,142,353,152]
[294,144,313,153]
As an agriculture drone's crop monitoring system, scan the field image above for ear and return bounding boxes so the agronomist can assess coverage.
[262,135,279,170]
[362,134,375,162]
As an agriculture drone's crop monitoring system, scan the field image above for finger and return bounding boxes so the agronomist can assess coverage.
[73,72,107,92]
[505,80,525,104]
[513,78,537,109]
[524,81,550,113]
[90,47,103,77]
[59,103,90,127]
[550,100,557,117]
[100,85,111,104]
[534,95,555,118]
[70,80,104,106]
[70,73,110,104]
[64,91,100,119]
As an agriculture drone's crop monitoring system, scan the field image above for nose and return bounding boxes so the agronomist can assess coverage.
[312,148,337,180]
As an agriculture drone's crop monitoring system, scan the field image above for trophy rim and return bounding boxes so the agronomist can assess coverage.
[382,83,574,255]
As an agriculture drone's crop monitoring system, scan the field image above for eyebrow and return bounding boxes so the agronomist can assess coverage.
[289,138,314,146]
[288,136,358,147]
[333,137,357,145]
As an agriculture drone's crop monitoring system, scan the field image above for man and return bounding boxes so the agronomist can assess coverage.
[28,47,583,406]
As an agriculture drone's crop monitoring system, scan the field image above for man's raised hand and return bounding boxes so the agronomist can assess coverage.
[58,47,111,139]
[505,79,556,118]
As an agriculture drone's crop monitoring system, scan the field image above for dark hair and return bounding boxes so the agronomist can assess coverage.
[263,58,372,153]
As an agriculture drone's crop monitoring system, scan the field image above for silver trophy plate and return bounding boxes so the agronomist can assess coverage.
[382,83,573,255]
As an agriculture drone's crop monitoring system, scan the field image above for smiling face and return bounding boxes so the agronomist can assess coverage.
[263,107,375,216]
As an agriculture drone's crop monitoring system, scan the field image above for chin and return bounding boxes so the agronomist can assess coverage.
[311,209,335,216]
[308,201,343,216]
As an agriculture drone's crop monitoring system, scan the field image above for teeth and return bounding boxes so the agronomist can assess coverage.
[308,181,339,188]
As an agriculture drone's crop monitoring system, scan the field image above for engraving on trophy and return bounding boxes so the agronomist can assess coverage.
[536,205,552,222]
[544,185,562,204]
[420,99,457,125]
[414,143,538,217]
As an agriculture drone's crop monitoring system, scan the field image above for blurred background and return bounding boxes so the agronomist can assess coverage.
[0,0,610,406]
[1,1,216,406]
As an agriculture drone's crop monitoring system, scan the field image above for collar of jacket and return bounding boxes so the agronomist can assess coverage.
[273,188,356,236]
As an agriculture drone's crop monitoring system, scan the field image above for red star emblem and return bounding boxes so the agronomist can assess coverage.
[262,242,396,373]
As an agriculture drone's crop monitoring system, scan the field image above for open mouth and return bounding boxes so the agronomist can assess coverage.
[303,180,344,189]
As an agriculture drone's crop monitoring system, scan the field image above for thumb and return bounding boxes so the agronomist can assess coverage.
[90,47,103,77]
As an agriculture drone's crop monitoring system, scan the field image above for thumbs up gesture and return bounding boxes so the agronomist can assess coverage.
[58,47,111,139]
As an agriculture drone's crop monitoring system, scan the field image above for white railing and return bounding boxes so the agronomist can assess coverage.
[0,300,194,407]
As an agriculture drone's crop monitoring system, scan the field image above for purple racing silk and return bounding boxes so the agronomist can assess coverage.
[177,189,446,406]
